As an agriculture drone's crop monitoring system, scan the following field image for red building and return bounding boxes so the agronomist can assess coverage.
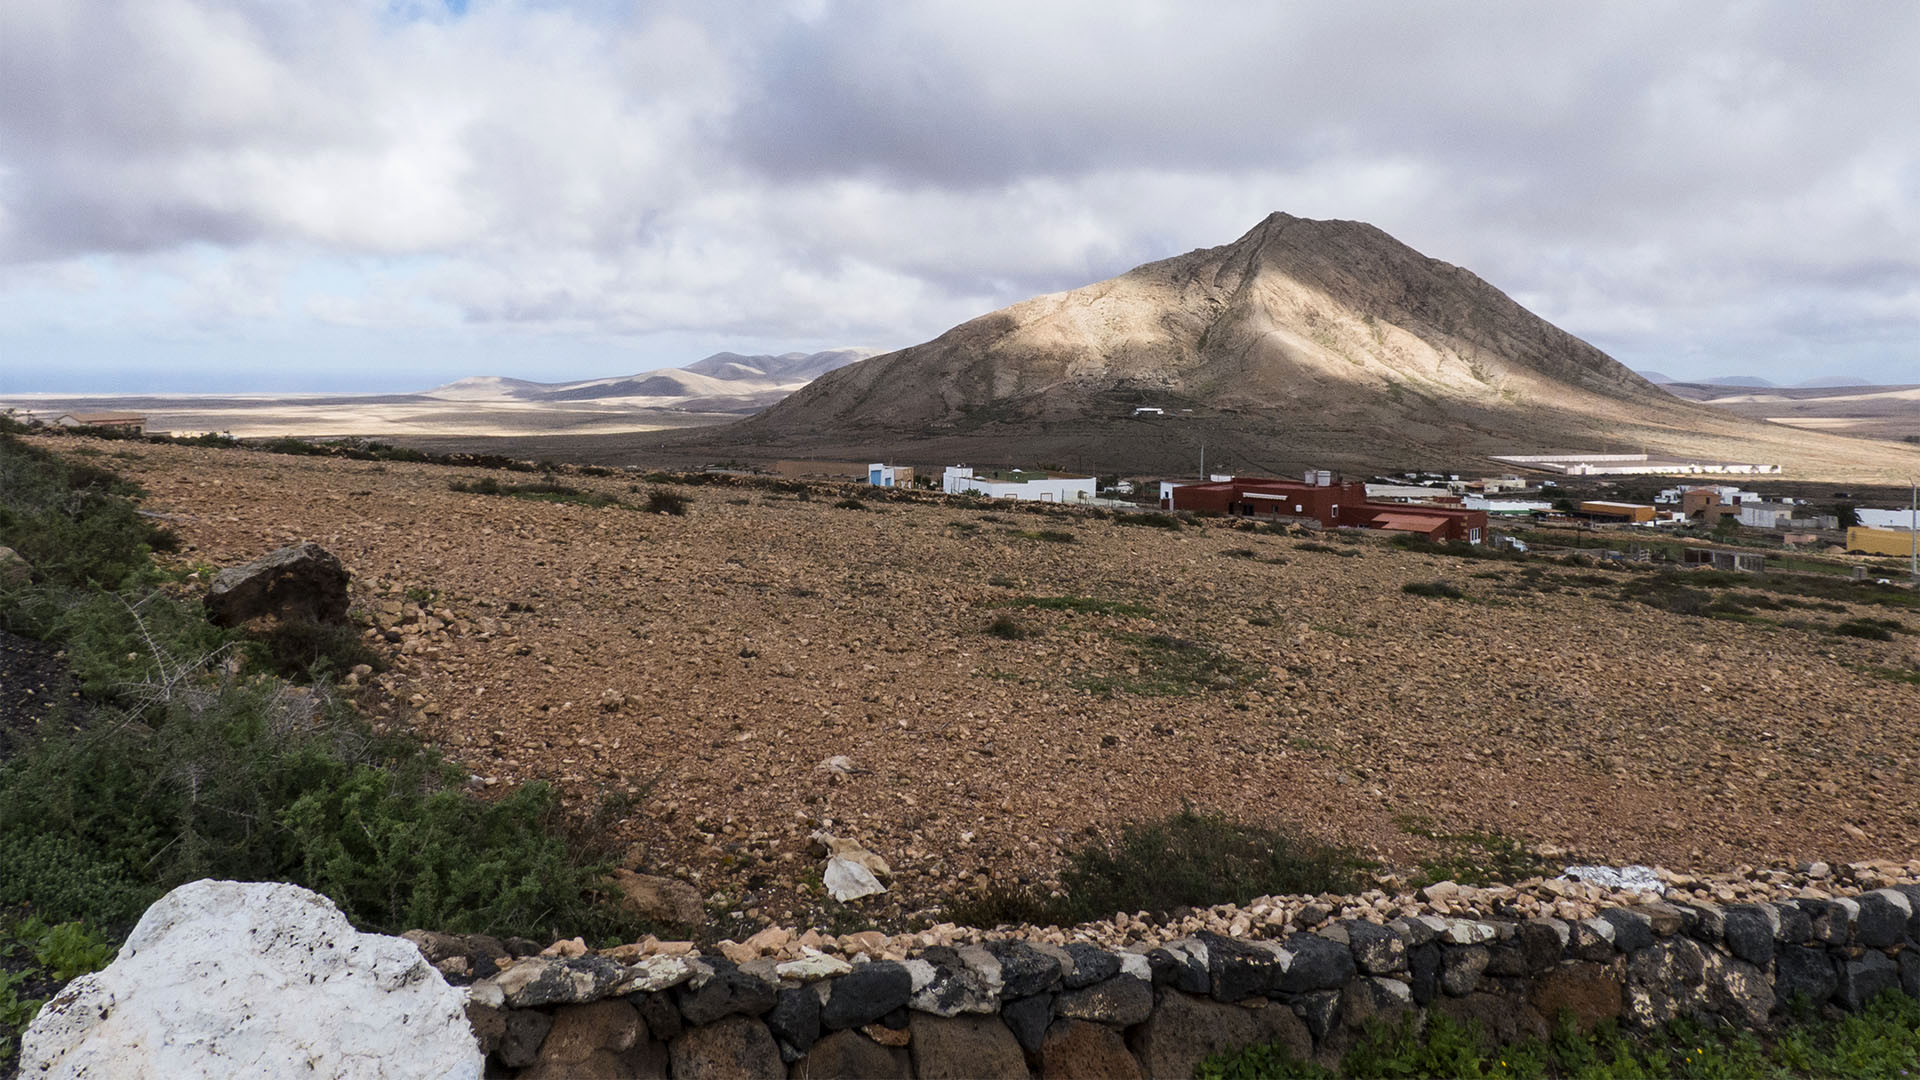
[1161,474,1489,543]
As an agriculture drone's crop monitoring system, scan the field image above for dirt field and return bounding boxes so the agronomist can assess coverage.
[74,437,1920,924]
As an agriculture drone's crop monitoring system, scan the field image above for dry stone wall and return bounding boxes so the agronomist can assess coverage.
[441,885,1920,1078]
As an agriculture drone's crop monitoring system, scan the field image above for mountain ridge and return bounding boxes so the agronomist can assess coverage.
[662,213,1920,481]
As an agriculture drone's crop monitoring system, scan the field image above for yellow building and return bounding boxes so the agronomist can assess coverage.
[1847,526,1917,557]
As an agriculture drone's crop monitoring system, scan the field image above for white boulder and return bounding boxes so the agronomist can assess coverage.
[21,879,482,1080]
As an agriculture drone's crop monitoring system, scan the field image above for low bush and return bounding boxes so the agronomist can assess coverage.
[645,489,690,516]
[1401,581,1464,599]
[1836,618,1899,641]
[1119,512,1183,530]
[1011,529,1075,543]
[951,809,1367,928]
[986,614,1032,640]
[833,498,868,511]
[1200,990,1920,1080]
[251,616,385,680]
[999,595,1153,617]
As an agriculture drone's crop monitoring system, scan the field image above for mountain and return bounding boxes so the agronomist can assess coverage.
[683,349,878,383]
[1636,370,1677,384]
[1702,376,1777,388]
[671,213,1920,481]
[1797,376,1881,389]
[423,349,876,410]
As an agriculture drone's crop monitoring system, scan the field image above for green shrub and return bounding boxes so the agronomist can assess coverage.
[1202,990,1920,1080]
[953,809,1368,928]
[999,595,1151,617]
[646,489,690,515]
[834,498,868,510]
[1401,580,1464,599]
[251,616,384,680]
[986,614,1032,640]
[1012,529,1075,543]
[1836,618,1899,641]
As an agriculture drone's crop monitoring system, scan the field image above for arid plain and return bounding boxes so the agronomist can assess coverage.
[76,436,1920,926]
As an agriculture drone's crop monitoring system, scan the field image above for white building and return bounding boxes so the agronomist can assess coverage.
[943,466,1096,503]
[1655,484,1760,506]
[867,464,904,488]
[1858,508,1920,530]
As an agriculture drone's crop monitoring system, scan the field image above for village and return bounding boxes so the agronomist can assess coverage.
[770,451,1920,581]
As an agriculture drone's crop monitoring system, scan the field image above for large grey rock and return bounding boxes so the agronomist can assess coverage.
[1346,921,1408,975]
[1129,990,1313,1079]
[1776,946,1838,1007]
[1856,891,1911,948]
[985,941,1061,999]
[790,1029,912,1078]
[1054,975,1153,1026]
[1062,944,1122,989]
[820,962,913,1030]
[1838,951,1901,1011]
[1277,933,1355,993]
[907,1013,1029,1079]
[21,880,480,1079]
[767,985,823,1055]
[676,958,777,1024]
[1440,946,1490,996]
[1196,933,1280,1002]
[1039,1019,1142,1079]
[670,1015,784,1080]
[611,869,707,929]
[1721,906,1776,967]
[205,542,351,627]
[1001,994,1053,1054]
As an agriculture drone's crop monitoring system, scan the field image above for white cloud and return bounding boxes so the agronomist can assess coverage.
[0,0,1915,388]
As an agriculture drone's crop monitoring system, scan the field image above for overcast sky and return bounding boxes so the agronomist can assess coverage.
[2,1,1915,393]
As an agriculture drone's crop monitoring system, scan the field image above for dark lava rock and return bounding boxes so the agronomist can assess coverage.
[819,962,912,1030]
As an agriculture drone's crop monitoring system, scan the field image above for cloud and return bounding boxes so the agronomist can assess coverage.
[0,0,1915,388]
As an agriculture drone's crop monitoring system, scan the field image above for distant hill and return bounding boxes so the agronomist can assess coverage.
[424,349,877,410]
[1636,370,1677,384]
[653,212,1920,482]
[1702,376,1777,388]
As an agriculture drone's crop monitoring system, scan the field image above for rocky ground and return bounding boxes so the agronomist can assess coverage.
[62,437,1920,930]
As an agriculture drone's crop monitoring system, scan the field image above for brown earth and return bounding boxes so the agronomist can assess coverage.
[79,437,1920,926]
